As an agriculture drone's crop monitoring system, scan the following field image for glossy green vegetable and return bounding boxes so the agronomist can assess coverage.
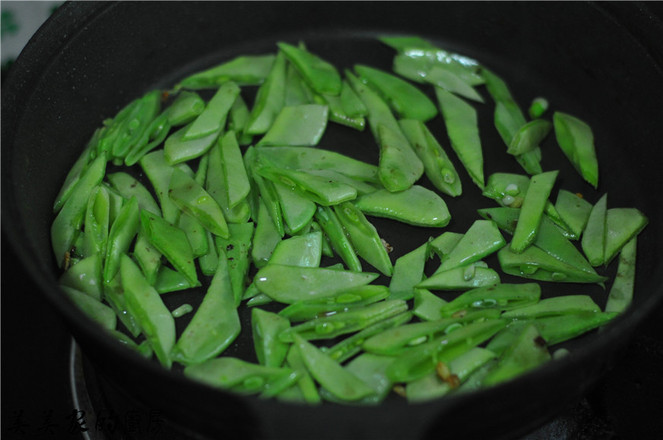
[62,285,117,331]
[436,220,506,272]
[278,42,342,95]
[245,51,287,135]
[581,193,608,267]
[257,104,329,147]
[103,197,141,284]
[553,112,599,188]
[177,54,276,89]
[389,243,428,301]
[435,87,484,188]
[510,170,558,253]
[605,237,637,313]
[59,253,103,301]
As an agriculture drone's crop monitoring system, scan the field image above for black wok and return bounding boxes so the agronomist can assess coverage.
[2,2,663,439]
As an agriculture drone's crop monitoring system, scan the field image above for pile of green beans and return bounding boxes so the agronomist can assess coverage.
[52,36,648,404]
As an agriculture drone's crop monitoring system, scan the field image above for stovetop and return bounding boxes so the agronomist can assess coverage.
[2,236,663,440]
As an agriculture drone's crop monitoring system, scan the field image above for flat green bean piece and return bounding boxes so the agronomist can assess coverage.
[482,324,550,387]
[177,213,208,258]
[163,122,221,165]
[176,54,276,89]
[364,311,499,356]
[154,266,195,294]
[293,334,375,401]
[324,312,413,364]
[406,347,496,402]
[254,264,378,304]
[140,211,198,286]
[482,172,530,208]
[168,168,229,238]
[108,90,162,160]
[120,254,175,368]
[257,104,329,147]
[229,94,254,145]
[435,87,484,188]
[51,152,107,267]
[279,285,389,322]
[284,63,314,106]
[284,344,322,404]
[252,308,291,368]
[82,186,110,258]
[412,289,448,321]
[379,35,437,52]
[510,170,559,253]
[107,172,161,216]
[124,110,172,166]
[354,185,450,228]
[533,312,617,346]
[315,92,366,131]
[605,237,637,313]
[272,181,321,235]
[478,207,599,278]
[507,119,552,156]
[355,64,437,121]
[208,141,252,225]
[437,220,506,272]
[256,163,358,206]
[340,79,368,117]
[172,249,240,365]
[604,208,648,265]
[333,202,393,277]
[245,149,285,234]
[133,231,161,285]
[425,65,484,103]
[103,272,141,337]
[440,283,541,317]
[184,357,292,394]
[59,253,103,301]
[281,299,407,342]
[198,231,219,276]
[554,190,592,239]
[428,231,463,260]
[245,52,287,135]
[497,244,608,283]
[103,197,140,284]
[184,82,239,140]
[389,243,428,301]
[386,319,506,383]
[346,71,423,191]
[389,47,484,87]
[140,150,185,225]
[320,353,396,405]
[278,42,342,95]
[61,286,117,331]
[418,265,500,291]
[502,295,600,319]
[481,69,542,175]
[254,146,379,183]
[553,112,599,188]
[581,193,608,267]
[53,141,94,213]
[314,205,362,272]
[166,90,205,126]
[269,231,323,269]
[399,119,462,197]
[213,133,248,211]
[251,199,283,269]
[215,222,254,305]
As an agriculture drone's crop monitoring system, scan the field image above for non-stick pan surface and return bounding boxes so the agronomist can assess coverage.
[3,2,663,439]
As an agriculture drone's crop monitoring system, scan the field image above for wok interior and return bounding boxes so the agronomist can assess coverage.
[3,2,662,439]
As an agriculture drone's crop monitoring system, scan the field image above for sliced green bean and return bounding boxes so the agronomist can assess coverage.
[171,303,194,318]
[399,119,462,197]
[314,205,362,271]
[257,104,329,147]
[198,231,219,276]
[412,289,448,321]
[163,122,220,165]
[245,51,287,135]
[502,295,600,319]
[284,343,322,404]
[389,243,428,301]
[177,213,208,257]
[120,254,175,368]
[439,283,541,317]
[140,150,185,225]
[252,308,291,368]
[140,211,198,286]
[554,189,592,239]
[605,237,637,313]
[61,285,117,331]
[418,265,500,291]
[437,220,505,272]
[177,54,276,89]
[581,193,608,267]
[215,221,254,305]
[53,140,94,213]
[435,87,484,188]
[107,172,161,216]
[507,119,552,156]
[184,81,239,140]
[166,90,205,126]
[59,253,103,301]
[333,201,393,277]
[184,357,292,394]
[293,334,375,401]
[320,353,396,405]
[51,152,107,267]
[154,266,195,294]
[278,42,342,95]
[510,170,558,253]
[133,231,162,285]
[533,311,617,345]
[103,197,141,284]
[124,110,172,166]
[254,264,378,304]
[172,249,240,366]
[83,186,111,258]
[553,111,599,188]
[251,198,283,269]
[355,64,437,121]
[604,208,648,265]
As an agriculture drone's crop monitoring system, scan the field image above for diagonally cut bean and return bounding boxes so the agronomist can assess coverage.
[581,193,608,267]
[103,197,141,284]
[510,170,558,253]
[354,185,450,227]
[183,81,239,140]
[437,220,506,272]
[605,237,637,313]
[278,42,342,96]
[603,207,648,265]
[553,111,599,189]
[389,242,429,301]
[314,205,362,272]
[245,51,287,135]
[257,104,329,147]
[176,54,276,89]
